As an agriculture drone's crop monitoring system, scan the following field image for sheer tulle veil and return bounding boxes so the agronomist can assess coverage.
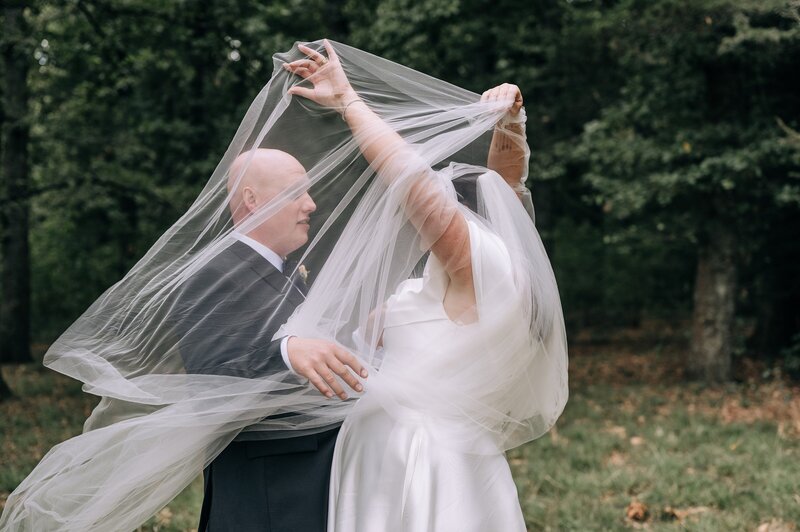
[0,40,568,531]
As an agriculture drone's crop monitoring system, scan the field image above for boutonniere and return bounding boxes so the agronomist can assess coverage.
[298,264,310,284]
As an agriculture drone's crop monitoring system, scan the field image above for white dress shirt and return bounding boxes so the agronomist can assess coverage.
[232,233,299,376]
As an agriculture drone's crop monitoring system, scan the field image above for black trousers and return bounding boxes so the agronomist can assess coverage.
[198,427,340,532]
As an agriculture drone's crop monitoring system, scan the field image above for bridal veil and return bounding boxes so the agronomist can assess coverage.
[0,40,567,531]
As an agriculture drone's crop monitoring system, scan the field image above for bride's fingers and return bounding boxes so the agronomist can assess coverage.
[323,39,339,63]
[284,59,317,72]
[286,59,318,72]
[298,43,328,65]
[287,85,315,99]
[499,84,508,102]
[284,64,314,80]
[481,84,523,115]
[507,84,523,111]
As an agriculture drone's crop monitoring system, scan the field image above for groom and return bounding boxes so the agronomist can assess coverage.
[175,148,366,532]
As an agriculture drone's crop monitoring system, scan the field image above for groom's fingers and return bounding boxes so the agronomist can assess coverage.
[322,348,364,397]
[289,338,366,399]
[316,363,348,400]
[306,371,335,399]
[329,358,364,394]
[335,348,368,379]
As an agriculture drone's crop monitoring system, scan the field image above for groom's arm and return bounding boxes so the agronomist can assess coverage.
[175,262,367,398]
[174,265,295,378]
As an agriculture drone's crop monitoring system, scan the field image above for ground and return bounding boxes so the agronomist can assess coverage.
[1,328,799,531]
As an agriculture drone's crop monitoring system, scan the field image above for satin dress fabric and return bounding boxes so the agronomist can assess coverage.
[328,222,527,532]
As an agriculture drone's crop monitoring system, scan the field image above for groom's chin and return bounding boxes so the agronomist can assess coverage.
[290,234,309,252]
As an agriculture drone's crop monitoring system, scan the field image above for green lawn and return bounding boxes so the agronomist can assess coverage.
[2,344,798,531]
[510,382,799,531]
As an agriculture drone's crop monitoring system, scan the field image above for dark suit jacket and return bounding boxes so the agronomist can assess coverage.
[174,240,339,532]
[175,239,305,381]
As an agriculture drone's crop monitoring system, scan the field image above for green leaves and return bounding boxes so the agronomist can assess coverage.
[10,0,800,347]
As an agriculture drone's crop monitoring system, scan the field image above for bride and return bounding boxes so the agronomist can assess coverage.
[0,40,567,532]
[283,41,567,531]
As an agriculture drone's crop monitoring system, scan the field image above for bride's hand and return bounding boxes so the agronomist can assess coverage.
[480,83,523,119]
[284,40,359,112]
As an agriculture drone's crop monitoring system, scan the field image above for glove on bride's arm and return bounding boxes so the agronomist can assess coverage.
[482,83,529,198]
[285,40,477,292]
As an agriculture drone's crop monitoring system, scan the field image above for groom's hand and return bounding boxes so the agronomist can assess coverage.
[287,337,367,400]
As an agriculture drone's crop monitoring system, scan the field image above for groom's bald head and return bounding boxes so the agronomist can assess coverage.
[227,148,316,256]
[227,149,307,224]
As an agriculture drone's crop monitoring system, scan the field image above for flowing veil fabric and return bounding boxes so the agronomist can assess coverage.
[0,40,567,531]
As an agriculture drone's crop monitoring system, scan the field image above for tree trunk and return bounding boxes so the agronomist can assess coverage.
[688,224,737,382]
[0,2,32,399]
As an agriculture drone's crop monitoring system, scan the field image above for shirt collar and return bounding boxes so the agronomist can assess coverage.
[232,233,284,273]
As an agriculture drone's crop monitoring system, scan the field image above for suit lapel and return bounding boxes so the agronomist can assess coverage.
[228,240,305,303]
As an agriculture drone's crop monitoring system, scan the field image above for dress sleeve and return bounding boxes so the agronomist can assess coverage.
[465,220,517,315]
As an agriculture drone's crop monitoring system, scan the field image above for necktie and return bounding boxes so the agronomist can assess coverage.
[283,258,298,276]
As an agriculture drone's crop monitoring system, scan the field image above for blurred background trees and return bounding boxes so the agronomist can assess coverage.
[1,0,798,396]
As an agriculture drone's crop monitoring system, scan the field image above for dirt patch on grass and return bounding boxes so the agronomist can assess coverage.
[690,381,800,438]
[570,321,800,437]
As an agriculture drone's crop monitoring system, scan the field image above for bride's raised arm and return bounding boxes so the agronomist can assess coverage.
[284,40,477,289]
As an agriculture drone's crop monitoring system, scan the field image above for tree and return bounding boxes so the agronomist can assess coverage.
[0,1,33,399]
[17,0,358,344]
[561,0,800,381]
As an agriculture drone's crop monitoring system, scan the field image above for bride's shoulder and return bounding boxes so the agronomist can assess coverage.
[466,220,513,277]
[392,277,424,298]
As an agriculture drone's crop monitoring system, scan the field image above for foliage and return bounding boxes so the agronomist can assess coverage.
[3,0,799,358]
[541,0,800,342]
[24,0,341,339]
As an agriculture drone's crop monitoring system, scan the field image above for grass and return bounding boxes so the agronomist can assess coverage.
[2,334,799,531]
[510,382,799,531]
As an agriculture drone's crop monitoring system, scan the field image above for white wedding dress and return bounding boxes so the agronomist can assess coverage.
[328,220,527,532]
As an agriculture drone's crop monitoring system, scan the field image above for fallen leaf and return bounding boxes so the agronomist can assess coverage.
[606,425,627,439]
[757,519,796,532]
[606,451,626,467]
[626,500,649,522]
[662,505,711,522]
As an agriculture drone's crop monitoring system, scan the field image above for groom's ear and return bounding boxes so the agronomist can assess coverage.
[243,186,258,213]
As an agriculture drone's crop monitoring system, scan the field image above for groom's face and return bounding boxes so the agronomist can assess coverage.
[261,169,317,257]
[230,149,317,257]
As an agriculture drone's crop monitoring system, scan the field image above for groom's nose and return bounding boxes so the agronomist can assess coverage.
[303,193,317,214]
